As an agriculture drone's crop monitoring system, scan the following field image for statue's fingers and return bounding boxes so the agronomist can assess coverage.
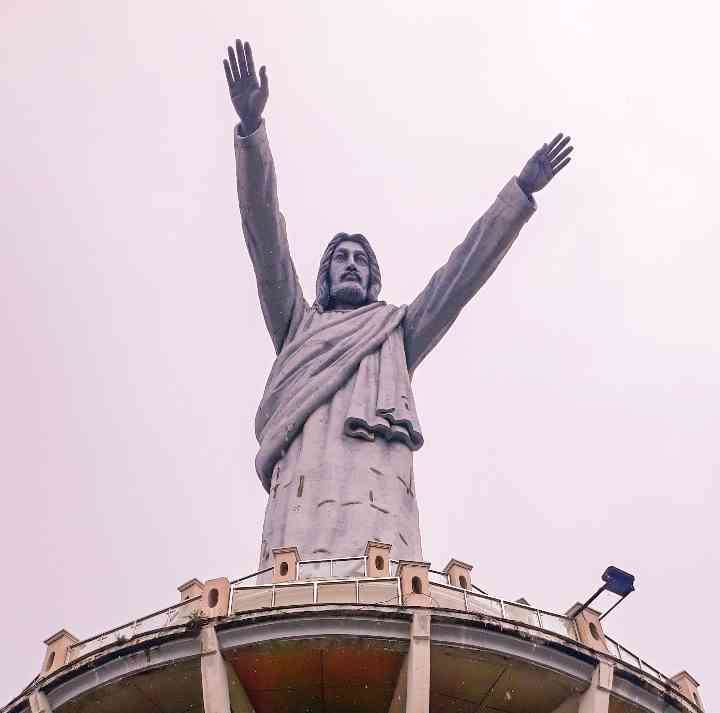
[236,39,248,77]
[551,145,573,165]
[228,45,240,81]
[245,42,257,80]
[546,133,563,153]
[547,136,570,160]
[552,157,572,174]
[223,59,234,89]
[259,65,269,95]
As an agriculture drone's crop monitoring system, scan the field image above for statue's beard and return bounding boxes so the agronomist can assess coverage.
[329,282,367,308]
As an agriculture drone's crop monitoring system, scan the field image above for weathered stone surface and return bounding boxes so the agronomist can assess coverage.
[225,43,574,574]
[235,125,535,575]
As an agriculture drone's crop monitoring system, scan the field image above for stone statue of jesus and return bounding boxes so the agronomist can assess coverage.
[222,40,573,576]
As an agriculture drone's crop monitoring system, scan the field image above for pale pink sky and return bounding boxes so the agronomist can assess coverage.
[1,1,718,709]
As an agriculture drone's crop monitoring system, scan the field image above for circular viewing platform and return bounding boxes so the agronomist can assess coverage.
[4,548,704,713]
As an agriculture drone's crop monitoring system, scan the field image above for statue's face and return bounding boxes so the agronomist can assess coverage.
[329,239,370,307]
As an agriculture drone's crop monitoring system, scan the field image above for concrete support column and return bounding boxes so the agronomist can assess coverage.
[551,661,613,713]
[579,662,613,713]
[200,624,255,713]
[200,625,231,713]
[28,691,52,713]
[387,611,432,713]
[406,611,431,713]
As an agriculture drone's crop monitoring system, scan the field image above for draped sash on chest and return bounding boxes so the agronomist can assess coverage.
[254,302,423,491]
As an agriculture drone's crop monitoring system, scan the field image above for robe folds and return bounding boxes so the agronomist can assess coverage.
[235,121,536,577]
[255,302,423,493]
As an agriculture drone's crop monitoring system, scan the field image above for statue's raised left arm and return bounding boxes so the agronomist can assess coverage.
[403,134,573,371]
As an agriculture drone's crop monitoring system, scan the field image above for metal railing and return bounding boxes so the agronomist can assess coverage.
[296,556,367,580]
[67,594,203,661]
[56,555,672,696]
[231,574,401,613]
[230,566,273,585]
[605,635,668,685]
[427,582,580,640]
[228,569,581,643]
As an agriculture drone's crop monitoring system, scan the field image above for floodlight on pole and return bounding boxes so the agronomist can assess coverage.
[576,566,635,621]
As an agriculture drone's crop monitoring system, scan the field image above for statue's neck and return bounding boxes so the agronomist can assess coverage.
[329,300,363,311]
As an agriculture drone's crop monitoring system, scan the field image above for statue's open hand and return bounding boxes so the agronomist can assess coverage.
[518,133,573,195]
[223,40,268,135]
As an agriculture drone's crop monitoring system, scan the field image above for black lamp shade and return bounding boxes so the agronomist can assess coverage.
[602,566,635,597]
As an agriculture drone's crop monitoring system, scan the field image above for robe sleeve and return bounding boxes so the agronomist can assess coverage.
[403,177,536,372]
[235,121,307,354]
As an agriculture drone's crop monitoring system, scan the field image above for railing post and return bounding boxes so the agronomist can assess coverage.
[227,585,234,617]
[40,630,79,677]
[272,547,300,583]
[201,578,231,618]
[178,578,203,602]
[671,671,704,711]
[566,603,611,655]
[397,561,432,607]
[365,541,392,577]
[442,558,473,590]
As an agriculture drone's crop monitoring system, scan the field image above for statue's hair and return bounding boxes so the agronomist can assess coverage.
[315,232,382,311]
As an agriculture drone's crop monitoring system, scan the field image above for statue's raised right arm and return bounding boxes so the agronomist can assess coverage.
[403,134,573,371]
[224,40,306,354]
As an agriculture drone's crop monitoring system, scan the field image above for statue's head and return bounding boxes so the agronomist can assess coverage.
[315,232,381,311]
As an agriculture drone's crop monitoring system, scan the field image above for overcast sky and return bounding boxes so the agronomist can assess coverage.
[1,1,718,709]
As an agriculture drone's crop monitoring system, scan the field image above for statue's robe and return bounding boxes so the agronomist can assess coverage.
[235,122,535,579]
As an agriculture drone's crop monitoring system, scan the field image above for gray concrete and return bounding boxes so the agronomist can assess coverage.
[26,694,50,713]
[578,662,613,713]
[200,624,266,713]
[5,605,692,713]
[235,121,539,572]
[224,41,576,572]
[36,634,201,713]
[406,611,431,713]
[200,625,232,713]
[551,663,613,713]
